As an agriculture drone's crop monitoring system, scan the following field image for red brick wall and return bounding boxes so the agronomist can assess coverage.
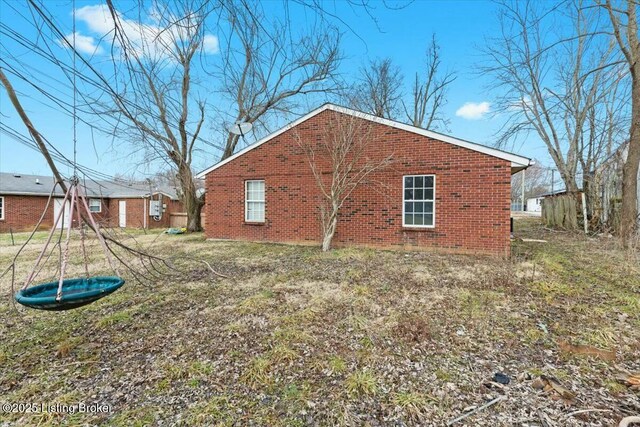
[106,196,183,229]
[205,110,512,256]
[0,195,54,233]
[0,194,184,232]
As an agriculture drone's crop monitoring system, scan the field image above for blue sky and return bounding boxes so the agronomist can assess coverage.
[0,0,552,179]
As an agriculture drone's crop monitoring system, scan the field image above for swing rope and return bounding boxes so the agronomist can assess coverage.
[10,2,125,310]
[6,0,229,311]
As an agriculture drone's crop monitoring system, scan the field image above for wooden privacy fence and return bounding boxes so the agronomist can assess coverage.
[541,194,580,230]
[169,213,206,229]
[169,213,187,228]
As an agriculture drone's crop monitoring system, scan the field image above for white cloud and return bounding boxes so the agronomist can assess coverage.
[203,34,219,54]
[75,5,113,35]
[59,31,104,55]
[68,4,219,59]
[511,96,534,112]
[455,102,491,120]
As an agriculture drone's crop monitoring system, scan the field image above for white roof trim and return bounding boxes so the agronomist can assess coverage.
[108,191,177,200]
[0,190,178,200]
[196,104,531,178]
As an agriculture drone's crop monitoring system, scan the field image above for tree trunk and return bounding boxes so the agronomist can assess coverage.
[620,76,640,246]
[558,165,579,193]
[223,133,240,160]
[321,205,338,252]
[177,163,203,232]
[186,197,203,232]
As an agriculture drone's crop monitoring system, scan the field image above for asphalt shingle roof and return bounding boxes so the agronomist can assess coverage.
[0,172,179,200]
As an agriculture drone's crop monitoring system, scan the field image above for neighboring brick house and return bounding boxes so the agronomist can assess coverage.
[0,173,184,233]
[197,104,531,256]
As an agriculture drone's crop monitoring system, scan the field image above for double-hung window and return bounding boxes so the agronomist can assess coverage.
[88,198,102,213]
[403,175,435,227]
[0,196,4,220]
[245,180,265,222]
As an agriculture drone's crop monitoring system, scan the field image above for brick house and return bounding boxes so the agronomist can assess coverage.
[0,173,184,233]
[197,104,531,256]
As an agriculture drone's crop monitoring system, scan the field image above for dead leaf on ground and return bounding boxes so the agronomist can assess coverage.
[557,339,616,361]
[532,375,576,403]
[615,370,640,391]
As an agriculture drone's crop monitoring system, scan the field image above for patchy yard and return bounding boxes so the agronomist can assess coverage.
[0,219,638,426]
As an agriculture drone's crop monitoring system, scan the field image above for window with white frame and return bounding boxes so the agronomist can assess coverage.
[0,196,4,220]
[403,175,435,227]
[88,198,102,213]
[245,180,265,222]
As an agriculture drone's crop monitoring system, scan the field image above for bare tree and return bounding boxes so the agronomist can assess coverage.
[580,65,630,222]
[0,67,194,284]
[295,112,393,251]
[403,35,456,131]
[100,0,208,232]
[599,0,640,245]
[350,58,403,119]
[484,0,620,194]
[217,2,341,160]
[511,161,550,204]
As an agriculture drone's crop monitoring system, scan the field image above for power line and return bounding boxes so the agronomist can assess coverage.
[1,3,226,158]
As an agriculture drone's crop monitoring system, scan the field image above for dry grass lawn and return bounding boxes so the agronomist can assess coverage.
[0,219,638,426]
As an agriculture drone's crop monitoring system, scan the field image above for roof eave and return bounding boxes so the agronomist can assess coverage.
[196,103,532,178]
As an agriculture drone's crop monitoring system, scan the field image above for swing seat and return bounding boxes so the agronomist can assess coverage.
[15,276,125,311]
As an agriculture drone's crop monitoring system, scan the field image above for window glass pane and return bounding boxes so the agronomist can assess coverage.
[425,202,433,213]
[424,214,433,226]
[89,199,100,212]
[246,181,265,221]
[404,176,413,188]
[403,176,434,227]
[247,201,265,222]
[254,181,264,195]
[256,202,265,221]
[247,181,264,194]
[404,202,413,213]
[425,189,434,200]
[404,213,413,225]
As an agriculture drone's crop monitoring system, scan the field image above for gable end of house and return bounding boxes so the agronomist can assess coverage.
[196,104,531,178]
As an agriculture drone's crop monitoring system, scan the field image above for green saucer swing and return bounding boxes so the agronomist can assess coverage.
[14,182,124,311]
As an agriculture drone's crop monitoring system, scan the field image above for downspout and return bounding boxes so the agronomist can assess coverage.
[143,196,147,229]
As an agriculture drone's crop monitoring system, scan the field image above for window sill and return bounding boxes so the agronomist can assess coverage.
[402,226,435,232]
[244,221,265,226]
